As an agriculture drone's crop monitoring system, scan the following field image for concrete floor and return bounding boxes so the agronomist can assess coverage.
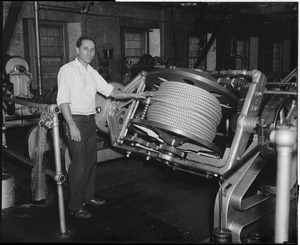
[1,124,298,243]
[2,156,219,243]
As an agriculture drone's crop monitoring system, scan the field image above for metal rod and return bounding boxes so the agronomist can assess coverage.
[3,96,49,110]
[263,90,297,95]
[50,105,68,236]
[37,3,189,25]
[266,82,297,86]
[34,1,43,96]
[218,185,223,229]
[2,109,7,146]
[270,129,297,243]
[281,67,297,83]
[2,146,55,178]
[220,144,261,183]
[5,114,40,121]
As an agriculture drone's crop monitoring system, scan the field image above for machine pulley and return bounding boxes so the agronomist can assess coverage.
[145,68,238,107]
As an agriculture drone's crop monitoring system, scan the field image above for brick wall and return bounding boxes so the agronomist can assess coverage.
[3,1,195,87]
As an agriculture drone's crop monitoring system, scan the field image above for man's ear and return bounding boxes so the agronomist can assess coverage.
[76,47,79,54]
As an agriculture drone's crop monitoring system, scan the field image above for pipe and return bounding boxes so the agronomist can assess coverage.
[50,105,68,236]
[270,129,297,243]
[37,3,190,25]
[3,96,49,111]
[3,100,67,236]
[34,1,43,96]
[2,146,55,178]
[263,90,297,95]
[266,82,297,86]
[2,109,7,146]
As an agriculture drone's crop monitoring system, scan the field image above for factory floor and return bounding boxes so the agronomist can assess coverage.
[1,124,298,244]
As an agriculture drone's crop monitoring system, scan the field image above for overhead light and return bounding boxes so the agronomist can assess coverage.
[180,2,198,7]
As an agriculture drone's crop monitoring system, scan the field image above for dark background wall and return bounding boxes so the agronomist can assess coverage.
[3,1,198,87]
[3,1,298,92]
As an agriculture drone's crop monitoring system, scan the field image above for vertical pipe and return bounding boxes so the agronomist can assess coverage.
[270,129,297,243]
[212,184,232,244]
[218,186,223,229]
[85,14,88,35]
[34,1,43,96]
[50,105,68,236]
[225,117,230,147]
[171,7,178,60]
[2,109,7,146]
[160,8,165,61]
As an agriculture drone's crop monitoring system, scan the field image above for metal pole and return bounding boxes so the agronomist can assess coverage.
[270,129,297,243]
[2,109,7,146]
[34,1,43,96]
[3,96,49,110]
[49,104,68,236]
[263,91,297,95]
[2,146,56,178]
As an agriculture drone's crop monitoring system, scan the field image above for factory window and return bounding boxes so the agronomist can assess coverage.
[188,33,216,71]
[188,35,207,69]
[39,24,66,90]
[273,41,283,72]
[232,37,250,69]
[122,27,149,65]
[25,20,67,91]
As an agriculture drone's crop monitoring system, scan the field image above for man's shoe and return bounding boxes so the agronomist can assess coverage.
[68,208,92,218]
[84,197,106,206]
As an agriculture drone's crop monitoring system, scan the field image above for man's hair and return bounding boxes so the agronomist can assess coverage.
[76,36,96,48]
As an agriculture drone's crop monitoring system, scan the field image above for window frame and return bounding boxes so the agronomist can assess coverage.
[121,26,149,65]
[24,19,68,92]
[273,41,283,72]
[231,37,250,70]
[188,32,211,70]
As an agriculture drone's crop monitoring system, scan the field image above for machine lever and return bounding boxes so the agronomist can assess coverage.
[220,144,262,183]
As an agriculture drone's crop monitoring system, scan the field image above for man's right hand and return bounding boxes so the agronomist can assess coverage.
[69,124,81,142]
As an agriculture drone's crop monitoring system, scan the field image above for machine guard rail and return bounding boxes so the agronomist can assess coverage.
[2,96,68,237]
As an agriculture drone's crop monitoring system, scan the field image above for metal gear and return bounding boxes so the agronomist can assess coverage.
[145,68,238,107]
[124,134,159,151]
[158,144,185,158]
[95,81,124,134]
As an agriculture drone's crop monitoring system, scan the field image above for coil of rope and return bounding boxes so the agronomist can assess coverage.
[147,81,222,143]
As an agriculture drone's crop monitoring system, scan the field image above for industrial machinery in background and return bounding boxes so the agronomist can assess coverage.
[97,67,297,243]
[2,54,297,242]
[2,55,124,170]
[3,56,40,126]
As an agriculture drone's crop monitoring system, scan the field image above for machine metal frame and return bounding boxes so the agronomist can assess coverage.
[105,68,297,243]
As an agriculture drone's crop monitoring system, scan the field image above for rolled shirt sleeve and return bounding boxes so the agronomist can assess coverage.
[94,71,114,97]
[56,65,72,107]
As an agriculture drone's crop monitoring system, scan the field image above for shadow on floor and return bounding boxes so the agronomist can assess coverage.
[1,124,298,244]
[2,155,219,243]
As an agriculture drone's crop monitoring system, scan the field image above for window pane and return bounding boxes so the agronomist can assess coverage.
[273,42,282,72]
[124,29,148,63]
[234,38,249,69]
[188,35,207,69]
[40,24,64,89]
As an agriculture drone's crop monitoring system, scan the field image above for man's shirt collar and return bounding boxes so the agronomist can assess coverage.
[75,57,91,71]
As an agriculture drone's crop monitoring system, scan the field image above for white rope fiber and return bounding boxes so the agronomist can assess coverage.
[2,174,15,209]
[148,81,222,143]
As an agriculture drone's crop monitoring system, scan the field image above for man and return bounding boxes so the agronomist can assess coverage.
[56,36,145,218]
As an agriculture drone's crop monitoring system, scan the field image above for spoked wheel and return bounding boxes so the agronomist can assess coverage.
[61,142,71,175]
[259,95,297,188]
[27,124,71,176]
[272,96,297,131]
[95,82,125,134]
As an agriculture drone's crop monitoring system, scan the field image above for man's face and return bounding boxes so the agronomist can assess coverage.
[76,39,96,65]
